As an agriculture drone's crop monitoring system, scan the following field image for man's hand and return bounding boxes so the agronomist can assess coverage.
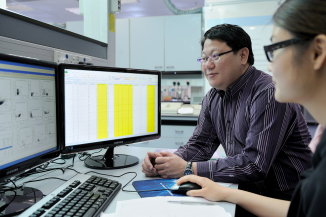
[141,151,162,177]
[154,151,187,178]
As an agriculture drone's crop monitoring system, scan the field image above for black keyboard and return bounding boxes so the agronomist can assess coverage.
[20,174,121,217]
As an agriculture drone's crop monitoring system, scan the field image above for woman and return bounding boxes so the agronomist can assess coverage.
[177,0,326,216]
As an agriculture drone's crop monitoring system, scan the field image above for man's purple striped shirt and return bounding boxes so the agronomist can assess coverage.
[174,65,313,193]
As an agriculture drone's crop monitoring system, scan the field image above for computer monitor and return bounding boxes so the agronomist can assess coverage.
[58,64,161,169]
[0,53,60,215]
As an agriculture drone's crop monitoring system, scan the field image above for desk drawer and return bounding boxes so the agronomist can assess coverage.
[132,137,189,149]
[146,138,189,149]
[161,125,196,138]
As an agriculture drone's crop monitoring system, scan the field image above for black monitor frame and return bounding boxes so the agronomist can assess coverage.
[58,64,161,169]
[0,53,61,182]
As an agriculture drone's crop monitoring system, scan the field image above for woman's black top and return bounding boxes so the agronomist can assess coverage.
[287,129,326,216]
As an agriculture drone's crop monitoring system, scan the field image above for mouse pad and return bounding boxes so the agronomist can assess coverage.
[132,179,187,198]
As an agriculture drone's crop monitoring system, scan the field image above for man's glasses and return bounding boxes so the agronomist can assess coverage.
[264,38,306,62]
[197,50,233,65]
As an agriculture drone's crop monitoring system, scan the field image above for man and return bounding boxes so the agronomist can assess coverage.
[142,24,312,200]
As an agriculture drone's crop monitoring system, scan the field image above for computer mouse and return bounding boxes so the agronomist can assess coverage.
[170,182,202,194]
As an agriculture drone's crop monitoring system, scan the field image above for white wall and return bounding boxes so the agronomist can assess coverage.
[0,0,5,9]
[203,0,280,94]
[80,0,108,44]
[116,19,130,68]
[66,21,84,36]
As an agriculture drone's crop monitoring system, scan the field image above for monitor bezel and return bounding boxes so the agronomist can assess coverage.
[58,64,161,154]
[0,53,61,182]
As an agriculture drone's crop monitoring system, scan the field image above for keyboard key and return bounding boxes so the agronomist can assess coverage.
[33,211,43,216]
[84,204,91,209]
[61,208,69,212]
[81,190,88,195]
[92,204,100,210]
[52,208,60,213]
[56,205,64,209]
[42,202,53,209]
[69,180,81,188]
[98,188,105,192]
[86,192,94,198]
[91,194,100,200]
[70,208,78,213]
[83,208,97,217]
[109,183,118,189]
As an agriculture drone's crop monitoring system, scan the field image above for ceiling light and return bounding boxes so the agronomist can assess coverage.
[66,7,80,15]
[121,0,139,4]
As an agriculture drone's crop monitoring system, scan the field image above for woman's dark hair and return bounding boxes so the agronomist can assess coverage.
[201,24,254,65]
[273,0,326,43]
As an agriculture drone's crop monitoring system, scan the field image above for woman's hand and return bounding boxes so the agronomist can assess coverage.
[177,175,230,202]
[178,175,291,217]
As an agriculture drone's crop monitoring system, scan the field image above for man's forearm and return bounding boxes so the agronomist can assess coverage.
[224,188,290,217]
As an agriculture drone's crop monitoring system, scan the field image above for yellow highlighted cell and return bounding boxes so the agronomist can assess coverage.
[114,84,133,137]
[97,84,108,139]
[147,85,155,133]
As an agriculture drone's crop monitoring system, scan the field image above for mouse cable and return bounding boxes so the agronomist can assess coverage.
[0,179,18,213]
[7,156,73,184]
[77,149,103,162]
[84,171,173,193]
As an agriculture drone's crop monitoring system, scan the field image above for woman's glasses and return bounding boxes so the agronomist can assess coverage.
[264,38,306,62]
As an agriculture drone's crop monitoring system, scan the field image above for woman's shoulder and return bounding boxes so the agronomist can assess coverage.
[288,132,326,216]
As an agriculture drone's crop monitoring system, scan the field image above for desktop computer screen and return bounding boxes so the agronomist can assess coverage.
[0,53,60,215]
[0,53,60,180]
[58,64,161,169]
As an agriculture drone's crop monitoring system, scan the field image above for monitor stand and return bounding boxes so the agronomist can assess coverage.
[84,146,139,169]
[0,186,43,216]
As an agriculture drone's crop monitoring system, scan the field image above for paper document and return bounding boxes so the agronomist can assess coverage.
[101,196,232,217]
[101,213,116,217]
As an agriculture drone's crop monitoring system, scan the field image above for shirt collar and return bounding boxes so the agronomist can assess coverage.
[216,65,255,100]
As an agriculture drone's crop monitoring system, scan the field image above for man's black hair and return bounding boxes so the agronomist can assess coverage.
[201,24,254,65]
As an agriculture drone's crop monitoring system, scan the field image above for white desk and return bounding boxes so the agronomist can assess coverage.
[21,146,238,216]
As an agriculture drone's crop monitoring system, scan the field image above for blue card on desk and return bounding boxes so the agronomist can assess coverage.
[132,179,186,198]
